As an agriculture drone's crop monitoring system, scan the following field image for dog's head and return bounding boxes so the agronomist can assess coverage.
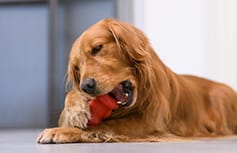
[67,18,154,108]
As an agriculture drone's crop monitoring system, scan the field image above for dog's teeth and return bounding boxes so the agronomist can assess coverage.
[125,93,128,97]
[117,101,122,104]
[122,102,127,105]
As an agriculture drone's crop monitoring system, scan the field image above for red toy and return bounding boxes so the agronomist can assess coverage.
[87,94,119,125]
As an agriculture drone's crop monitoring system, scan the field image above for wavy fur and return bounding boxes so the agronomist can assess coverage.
[37,18,237,144]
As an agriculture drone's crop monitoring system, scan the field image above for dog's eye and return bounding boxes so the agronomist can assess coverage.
[91,44,103,56]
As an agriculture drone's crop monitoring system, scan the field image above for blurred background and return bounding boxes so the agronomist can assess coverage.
[0,0,236,129]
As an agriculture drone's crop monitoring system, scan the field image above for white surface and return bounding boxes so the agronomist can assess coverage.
[0,130,237,153]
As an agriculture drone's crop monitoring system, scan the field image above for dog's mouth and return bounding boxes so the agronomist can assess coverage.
[108,80,133,107]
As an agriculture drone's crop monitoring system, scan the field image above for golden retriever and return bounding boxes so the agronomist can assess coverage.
[37,18,237,143]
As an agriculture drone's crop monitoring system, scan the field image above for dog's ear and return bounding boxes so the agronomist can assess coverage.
[66,56,81,91]
[104,19,150,62]
[103,19,156,87]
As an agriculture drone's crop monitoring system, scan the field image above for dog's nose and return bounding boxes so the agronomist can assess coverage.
[81,78,96,95]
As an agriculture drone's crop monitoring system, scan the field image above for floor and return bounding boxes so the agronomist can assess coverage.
[0,130,237,153]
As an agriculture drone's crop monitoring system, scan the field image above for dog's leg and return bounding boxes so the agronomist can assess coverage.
[37,90,167,143]
[36,127,131,143]
[37,114,175,144]
[37,89,132,143]
[58,89,91,129]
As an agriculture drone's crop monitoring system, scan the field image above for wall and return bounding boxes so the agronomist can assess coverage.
[0,0,116,128]
[118,0,237,90]
[0,4,48,128]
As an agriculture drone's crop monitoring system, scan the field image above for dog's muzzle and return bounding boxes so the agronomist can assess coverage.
[81,78,134,107]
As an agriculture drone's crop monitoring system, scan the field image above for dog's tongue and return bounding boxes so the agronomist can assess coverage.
[87,94,119,125]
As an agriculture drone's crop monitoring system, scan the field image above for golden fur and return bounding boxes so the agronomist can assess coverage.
[37,18,237,143]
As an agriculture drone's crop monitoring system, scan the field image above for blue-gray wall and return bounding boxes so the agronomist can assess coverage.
[0,0,116,128]
[0,4,48,128]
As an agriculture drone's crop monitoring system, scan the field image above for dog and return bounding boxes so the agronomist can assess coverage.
[37,18,237,143]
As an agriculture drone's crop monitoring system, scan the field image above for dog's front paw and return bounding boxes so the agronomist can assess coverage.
[59,101,91,129]
[37,128,63,144]
[37,128,83,144]
[69,108,91,129]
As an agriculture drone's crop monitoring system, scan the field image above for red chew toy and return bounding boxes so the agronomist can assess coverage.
[87,94,119,125]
